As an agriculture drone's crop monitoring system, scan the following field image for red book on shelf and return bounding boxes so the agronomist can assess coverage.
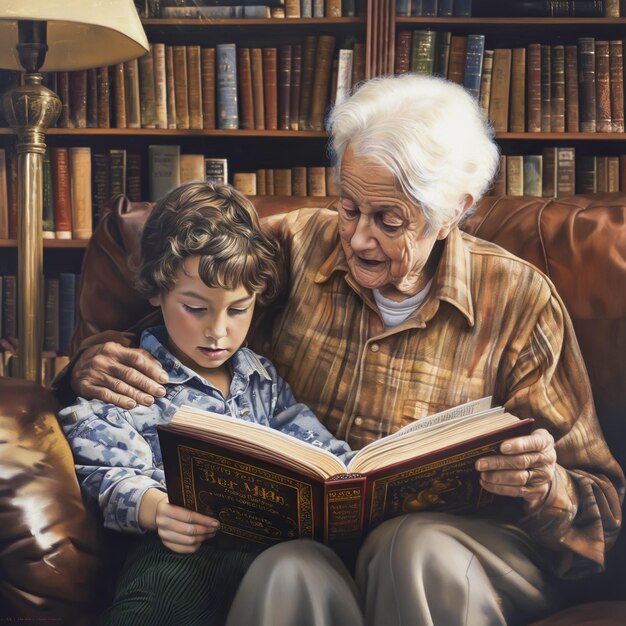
[395,30,412,75]
[609,40,624,133]
[51,147,73,240]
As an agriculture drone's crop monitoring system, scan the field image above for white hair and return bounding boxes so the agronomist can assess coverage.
[328,74,500,230]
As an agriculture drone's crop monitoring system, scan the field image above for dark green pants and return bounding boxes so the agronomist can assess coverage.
[100,533,260,626]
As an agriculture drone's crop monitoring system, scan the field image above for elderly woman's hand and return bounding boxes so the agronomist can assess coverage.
[71,341,168,409]
[475,428,557,511]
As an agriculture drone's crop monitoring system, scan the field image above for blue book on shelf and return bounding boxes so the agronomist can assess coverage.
[437,0,453,15]
[58,273,76,356]
[453,0,471,15]
[463,34,485,100]
[301,0,312,16]
[217,44,239,131]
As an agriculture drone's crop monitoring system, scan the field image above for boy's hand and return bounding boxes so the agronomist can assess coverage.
[155,498,221,554]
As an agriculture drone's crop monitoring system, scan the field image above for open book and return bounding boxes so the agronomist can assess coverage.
[158,398,533,554]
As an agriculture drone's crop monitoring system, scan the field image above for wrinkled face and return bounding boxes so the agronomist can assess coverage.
[338,147,454,300]
[150,257,255,372]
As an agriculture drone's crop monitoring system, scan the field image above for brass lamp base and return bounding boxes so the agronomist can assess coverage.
[3,72,60,382]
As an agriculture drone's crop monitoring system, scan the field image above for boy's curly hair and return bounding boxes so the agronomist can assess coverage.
[135,182,280,306]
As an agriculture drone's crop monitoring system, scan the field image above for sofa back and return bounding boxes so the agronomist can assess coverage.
[75,193,626,469]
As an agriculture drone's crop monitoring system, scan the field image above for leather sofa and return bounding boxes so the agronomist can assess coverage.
[1,192,625,624]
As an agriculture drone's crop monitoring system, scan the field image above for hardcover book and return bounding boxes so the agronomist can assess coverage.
[201,47,216,131]
[217,43,239,130]
[158,398,532,553]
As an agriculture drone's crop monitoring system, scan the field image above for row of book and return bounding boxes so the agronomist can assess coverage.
[233,166,339,196]
[0,352,70,388]
[0,145,340,240]
[487,148,626,198]
[0,273,79,358]
[397,32,626,133]
[42,38,365,133]
[137,0,361,18]
[396,0,471,16]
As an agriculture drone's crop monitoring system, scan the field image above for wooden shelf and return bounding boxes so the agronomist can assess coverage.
[0,128,329,138]
[142,17,365,26]
[496,132,626,140]
[395,17,626,25]
[0,239,89,248]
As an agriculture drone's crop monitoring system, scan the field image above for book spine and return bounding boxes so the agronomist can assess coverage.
[604,0,620,16]
[124,58,141,129]
[453,0,472,16]
[233,172,257,195]
[478,49,494,116]
[69,147,92,240]
[69,70,87,129]
[463,34,485,100]
[422,0,437,15]
[165,45,177,130]
[274,168,292,195]
[263,47,278,131]
[564,44,579,133]
[506,155,524,196]
[540,45,552,132]
[278,44,293,131]
[126,153,142,202]
[323,476,367,561]
[57,71,70,128]
[578,37,597,133]
[309,36,336,131]
[109,149,127,197]
[238,48,255,131]
[411,0,423,15]
[51,148,73,239]
[42,151,55,239]
[556,146,576,196]
[255,169,266,195]
[596,155,608,192]
[352,43,366,88]
[2,275,16,341]
[447,35,467,84]
[594,40,612,133]
[313,0,324,17]
[292,166,307,196]
[217,43,239,130]
[138,49,157,128]
[488,48,512,133]
[607,156,620,191]
[526,43,541,132]
[411,30,436,75]
[44,277,60,353]
[326,0,342,16]
[173,46,190,130]
[251,48,265,130]
[396,0,411,15]
[609,40,624,133]
[285,0,301,17]
[86,68,98,128]
[58,273,76,356]
[151,44,168,130]
[434,31,452,78]
[438,0,453,15]
[299,36,317,130]
[307,166,327,196]
[542,146,557,197]
[265,168,274,195]
[187,45,204,130]
[576,155,596,193]
[97,66,111,129]
[550,44,565,133]
[113,63,127,128]
[301,0,313,17]
[201,47,216,131]
[148,144,181,203]
[205,158,228,185]
[335,49,354,107]
[289,44,302,131]
[92,152,110,221]
[523,154,543,197]
[395,30,412,75]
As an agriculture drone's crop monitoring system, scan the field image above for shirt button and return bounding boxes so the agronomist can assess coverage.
[370,343,379,353]
[354,416,363,426]
[173,361,181,369]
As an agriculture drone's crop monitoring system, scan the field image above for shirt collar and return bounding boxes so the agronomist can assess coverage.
[313,226,475,328]
[139,326,271,387]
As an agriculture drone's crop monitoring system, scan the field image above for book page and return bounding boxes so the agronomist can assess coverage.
[171,405,348,479]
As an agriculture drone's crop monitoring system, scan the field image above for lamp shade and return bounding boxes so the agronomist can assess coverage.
[0,0,149,71]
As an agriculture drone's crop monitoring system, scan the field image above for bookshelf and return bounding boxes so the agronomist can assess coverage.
[1,1,626,382]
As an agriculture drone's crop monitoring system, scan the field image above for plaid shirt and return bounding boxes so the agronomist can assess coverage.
[249,208,624,578]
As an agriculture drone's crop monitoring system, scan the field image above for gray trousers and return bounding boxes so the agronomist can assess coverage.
[226,513,563,626]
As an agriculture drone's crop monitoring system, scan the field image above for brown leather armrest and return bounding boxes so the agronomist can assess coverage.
[0,377,103,619]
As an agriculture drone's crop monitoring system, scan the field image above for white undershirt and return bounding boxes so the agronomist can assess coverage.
[373,280,433,329]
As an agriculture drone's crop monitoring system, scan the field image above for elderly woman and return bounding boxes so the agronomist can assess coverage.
[67,75,623,626]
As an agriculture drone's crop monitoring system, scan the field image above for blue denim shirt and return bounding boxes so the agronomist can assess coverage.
[59,326,352,534]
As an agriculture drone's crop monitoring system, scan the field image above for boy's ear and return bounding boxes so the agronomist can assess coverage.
[149,294,162,307]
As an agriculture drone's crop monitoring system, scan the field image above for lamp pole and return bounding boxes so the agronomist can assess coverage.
[3,21,60,382]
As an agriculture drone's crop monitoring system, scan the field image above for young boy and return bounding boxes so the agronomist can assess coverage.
[59,182,352,625]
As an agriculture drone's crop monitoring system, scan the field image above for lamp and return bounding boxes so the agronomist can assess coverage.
[0,1,149,382]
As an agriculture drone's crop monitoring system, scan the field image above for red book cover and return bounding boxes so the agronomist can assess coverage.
[51,147,73,239]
